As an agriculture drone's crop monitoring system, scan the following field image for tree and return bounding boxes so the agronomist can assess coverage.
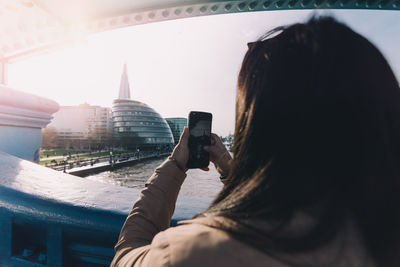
[88,127,114,150]
[42,127,58,149]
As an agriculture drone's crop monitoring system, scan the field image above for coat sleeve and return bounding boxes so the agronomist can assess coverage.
[111,158,186,266]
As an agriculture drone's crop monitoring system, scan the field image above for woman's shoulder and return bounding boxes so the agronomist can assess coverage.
[150,217,288,267]
[158,219,231,253]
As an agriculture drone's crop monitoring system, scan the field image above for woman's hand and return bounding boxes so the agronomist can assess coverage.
[203,134,232,175]
[170,127,189,171]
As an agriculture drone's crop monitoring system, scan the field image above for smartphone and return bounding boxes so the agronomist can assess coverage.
[187,111,212,169]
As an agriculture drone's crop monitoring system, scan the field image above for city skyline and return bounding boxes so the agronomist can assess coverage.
[7,10,400,136]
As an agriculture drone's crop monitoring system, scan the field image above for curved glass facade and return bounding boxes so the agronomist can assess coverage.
[112,99,174,146]
[165,117,187,144]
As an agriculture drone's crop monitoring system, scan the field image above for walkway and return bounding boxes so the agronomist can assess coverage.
[54,152,170,177]
[40,150,109,161]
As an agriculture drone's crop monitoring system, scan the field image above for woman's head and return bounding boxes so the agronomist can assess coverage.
[204,16,400,265]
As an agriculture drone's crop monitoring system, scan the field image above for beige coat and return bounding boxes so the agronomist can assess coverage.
[111,159,374,267]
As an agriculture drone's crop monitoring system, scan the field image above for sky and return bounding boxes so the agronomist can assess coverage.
[7,10,400,136]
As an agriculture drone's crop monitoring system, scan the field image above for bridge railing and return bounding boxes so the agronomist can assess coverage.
[0,152,209,266]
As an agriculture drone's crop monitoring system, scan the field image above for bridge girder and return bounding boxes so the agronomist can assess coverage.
[0,0,398,64]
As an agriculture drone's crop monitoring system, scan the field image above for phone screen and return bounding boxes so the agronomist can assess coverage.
[187,111,212,169]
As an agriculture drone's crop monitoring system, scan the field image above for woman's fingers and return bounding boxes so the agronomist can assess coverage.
[203,145,212,153]
[171,127,189,171]
[211,133,222,145]
[179,127,189,146]
[203,133,232,174]
[204,134,225,157]
[210,134,217,145]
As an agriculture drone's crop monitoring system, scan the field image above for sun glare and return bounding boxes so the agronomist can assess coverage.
[6,10,400,136]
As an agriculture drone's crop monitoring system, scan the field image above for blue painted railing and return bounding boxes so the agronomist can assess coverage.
[0,152,211,266]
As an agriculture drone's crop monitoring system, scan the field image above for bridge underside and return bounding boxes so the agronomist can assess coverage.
[0,0,399,66]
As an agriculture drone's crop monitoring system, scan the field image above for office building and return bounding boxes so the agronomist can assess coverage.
[45,103,112,148]
[165,118,187,144]
[111,64,174,148]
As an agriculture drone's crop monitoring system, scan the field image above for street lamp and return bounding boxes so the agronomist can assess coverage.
[109,151,113,167]
[63,156,67,173]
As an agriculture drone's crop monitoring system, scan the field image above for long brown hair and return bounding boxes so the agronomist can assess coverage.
[200,17,400,266]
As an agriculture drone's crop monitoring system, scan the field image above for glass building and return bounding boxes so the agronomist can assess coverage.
[112,64,174,148]
[165,118,187,144]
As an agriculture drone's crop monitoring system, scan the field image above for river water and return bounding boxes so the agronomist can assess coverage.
[86,157,224,200]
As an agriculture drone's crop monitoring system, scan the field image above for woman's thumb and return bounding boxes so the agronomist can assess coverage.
[203,145,215,154]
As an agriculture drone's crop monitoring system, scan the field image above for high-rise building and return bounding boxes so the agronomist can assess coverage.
[165,118,187,144]
[46,103,112,148]
[111,64,174,148]
[44,64,174,149]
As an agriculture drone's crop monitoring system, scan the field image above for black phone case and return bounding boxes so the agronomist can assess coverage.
[187,111,212,169]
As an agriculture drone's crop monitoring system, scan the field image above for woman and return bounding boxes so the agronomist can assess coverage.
[111,17,400,266]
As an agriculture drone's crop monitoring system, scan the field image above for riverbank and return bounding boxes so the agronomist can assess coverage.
[67,152,169,177]
[40,149,109,162]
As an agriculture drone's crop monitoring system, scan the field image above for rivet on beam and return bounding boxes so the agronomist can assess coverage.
[225,4,233,10]
[263,1,272,8]
[211,5,219,12]
[275,0,286,8]
[249,2,259,9]
[238,2,247,10]
[162,10,169,17]
[199,6,208,13]
[186,7,193,14]
[174,9,182,16]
